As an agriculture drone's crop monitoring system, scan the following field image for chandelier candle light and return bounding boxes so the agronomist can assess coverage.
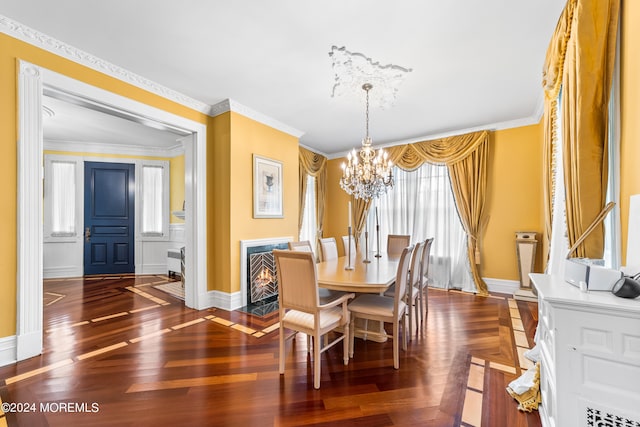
[341,83,393,263]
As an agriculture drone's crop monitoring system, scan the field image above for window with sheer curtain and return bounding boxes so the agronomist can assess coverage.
[49,160,77,236]
[300,175,317,247]
[368,164,474,291]
[141,165,164,236]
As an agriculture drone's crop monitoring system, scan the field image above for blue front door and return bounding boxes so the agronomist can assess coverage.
[84,161,135,275]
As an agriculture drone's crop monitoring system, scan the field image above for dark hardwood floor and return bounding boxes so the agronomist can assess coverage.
[0,276,541,427]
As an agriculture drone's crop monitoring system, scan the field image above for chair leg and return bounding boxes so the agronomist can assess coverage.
[343,321,349,365]
[349,316,355,358]
[392,320,400,369]
[401,314,407,352]
[279,325,286,374]
[313,333,321,389]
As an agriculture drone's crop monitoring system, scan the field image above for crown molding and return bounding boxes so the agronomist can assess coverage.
[210,99,305,139]
[0,15,210,115]
[44,139,183,158]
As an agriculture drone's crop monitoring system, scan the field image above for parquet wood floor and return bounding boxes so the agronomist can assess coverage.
[0,276,541,427]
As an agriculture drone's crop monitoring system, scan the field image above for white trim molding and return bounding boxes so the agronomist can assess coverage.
[210,99,304,139]
[483,277,520,296]
[0,15,210,115]
[44,139,184,158]
[0,335,17,367]
[207,290,243,312]
[17,60,44,361]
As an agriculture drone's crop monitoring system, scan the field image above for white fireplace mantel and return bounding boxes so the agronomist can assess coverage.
[239,237,293,308]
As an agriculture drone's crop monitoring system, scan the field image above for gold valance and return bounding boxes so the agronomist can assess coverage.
[542,0,577,99]
[299,146,327,177]
[386,130,489,170]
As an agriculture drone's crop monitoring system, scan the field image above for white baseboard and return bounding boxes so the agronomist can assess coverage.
[137,264,168,275]
[0,335,17,367]
[206,290,242,311]
[44,265,82,279]
[483,277,520,295]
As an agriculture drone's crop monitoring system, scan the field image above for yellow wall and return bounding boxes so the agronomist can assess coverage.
[483,123,544,280]
[208,112,299,294]
[0,32,208,338]
[325,123,545,281]
[620,0,640,263]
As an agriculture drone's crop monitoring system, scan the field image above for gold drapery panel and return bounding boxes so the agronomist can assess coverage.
[561,0,619,258]
[448,142,489,296]
[351,197,371,246]
[541,0,576,267]
[299,147,328,251]
[385,130,490,296]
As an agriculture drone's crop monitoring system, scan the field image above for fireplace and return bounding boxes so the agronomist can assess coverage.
[239,237,293,310]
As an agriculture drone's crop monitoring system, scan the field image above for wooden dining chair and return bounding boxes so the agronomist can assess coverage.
[288,240,313,252]
[319,237,339,262]
[347,244,414,369]
[387,234,411,257]
[418,238,434,325]
[341,235,356,257]
[406,240,424,337]
[273,250,354,389]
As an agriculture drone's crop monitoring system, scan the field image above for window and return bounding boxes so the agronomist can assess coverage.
[44,156,81,240]
[137,160,169,239]
[369,164,474,291]
[141,165,164,235]
[300,175,317,245]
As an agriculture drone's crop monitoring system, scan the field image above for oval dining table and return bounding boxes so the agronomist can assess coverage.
[316,252,399,342]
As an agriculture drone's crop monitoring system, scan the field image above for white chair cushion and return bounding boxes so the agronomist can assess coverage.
[283,307,343,330]
[348,294,406,318]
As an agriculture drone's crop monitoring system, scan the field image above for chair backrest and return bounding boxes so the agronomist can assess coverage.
[319,237,338,261]
[387,234,411,257]
[341,235,356,256]
[273,250,318,314]
[288,240,313,252]
[409,240,424,289]
[420,238,434,283]
[393,245,414,313]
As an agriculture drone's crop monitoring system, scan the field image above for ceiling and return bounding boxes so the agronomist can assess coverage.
[1,1,565,156]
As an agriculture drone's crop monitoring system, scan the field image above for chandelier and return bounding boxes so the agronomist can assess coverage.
[340,83,393,200]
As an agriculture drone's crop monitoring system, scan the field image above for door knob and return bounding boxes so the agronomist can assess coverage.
[85,227,91,242]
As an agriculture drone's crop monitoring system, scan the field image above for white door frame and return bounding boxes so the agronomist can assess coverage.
[16,60,209,360]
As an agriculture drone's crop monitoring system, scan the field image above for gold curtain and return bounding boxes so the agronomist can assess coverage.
[541,0,576,267]
[351,196,372,246]
[448,142,489,296]
[386,130,490,296]
[562,0,619,258]
[299,147,328,250]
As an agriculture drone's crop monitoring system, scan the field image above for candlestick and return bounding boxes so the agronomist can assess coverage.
[345,226,354,270]
[348,201,352,228]
[375,206,382,258]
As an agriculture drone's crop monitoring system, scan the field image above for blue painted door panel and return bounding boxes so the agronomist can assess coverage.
[84,162,135,275]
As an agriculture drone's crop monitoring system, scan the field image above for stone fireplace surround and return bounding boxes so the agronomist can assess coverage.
[239,237,293,309]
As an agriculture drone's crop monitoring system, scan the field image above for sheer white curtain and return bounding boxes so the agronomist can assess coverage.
[368,164,474,291]
[50,160,76,235]
[300,175,317,250]
[141,165,164,235]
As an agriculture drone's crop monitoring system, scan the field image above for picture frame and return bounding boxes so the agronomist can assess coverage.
[253,154,283,218]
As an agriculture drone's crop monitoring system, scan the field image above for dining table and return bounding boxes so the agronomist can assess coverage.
[316,252,399,342]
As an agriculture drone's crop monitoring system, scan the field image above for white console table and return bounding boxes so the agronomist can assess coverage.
[530,273,640,427]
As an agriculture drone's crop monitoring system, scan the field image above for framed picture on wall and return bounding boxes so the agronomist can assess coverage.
[253,154,283,218]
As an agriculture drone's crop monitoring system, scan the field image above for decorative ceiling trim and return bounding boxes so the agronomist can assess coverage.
[210,98,305,138]
[329,45,412,109]
[0,14,210,114]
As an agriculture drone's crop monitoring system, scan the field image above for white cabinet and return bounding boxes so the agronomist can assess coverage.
[530,274,640,427]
